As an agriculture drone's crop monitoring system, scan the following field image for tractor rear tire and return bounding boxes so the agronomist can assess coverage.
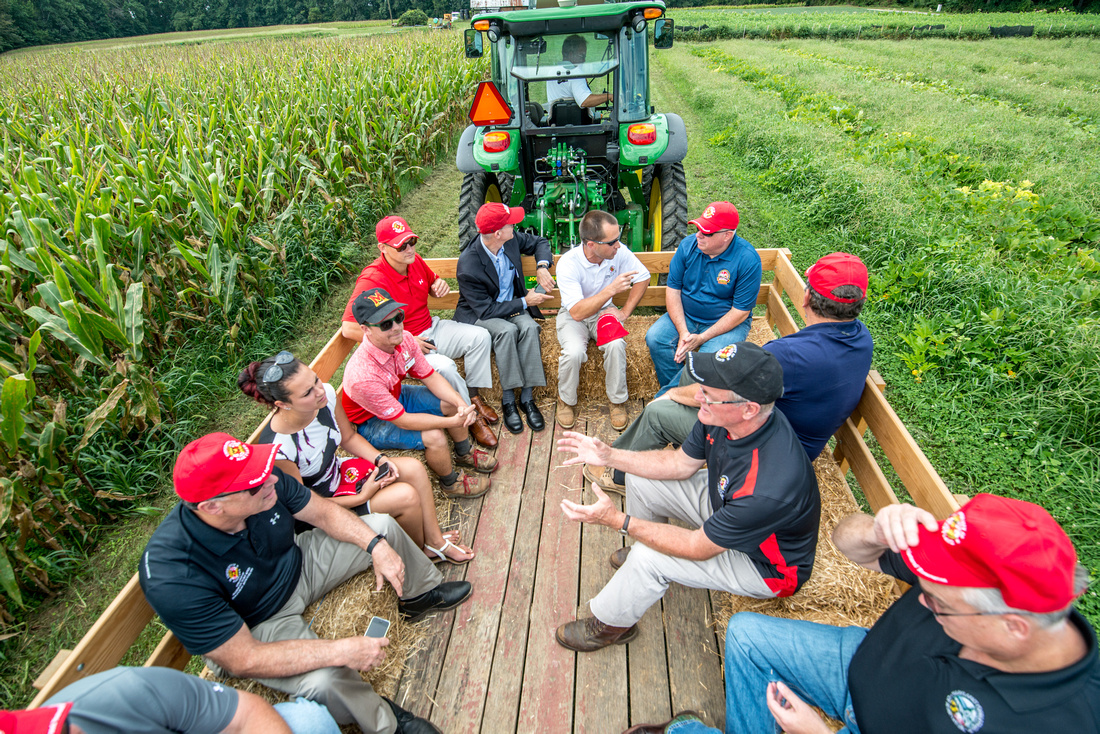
[647,162,689,283]
[458,172,513,251]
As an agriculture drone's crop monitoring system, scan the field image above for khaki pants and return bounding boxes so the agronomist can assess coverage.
[589,470,774,628]
[555,307,628,405]
[205,514,442,734]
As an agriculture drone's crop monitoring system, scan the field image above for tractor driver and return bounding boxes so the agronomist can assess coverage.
[548,34,613,109]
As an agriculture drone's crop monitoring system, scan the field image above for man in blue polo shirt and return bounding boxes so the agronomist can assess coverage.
[645,201,762,393]
[587,252,873,494]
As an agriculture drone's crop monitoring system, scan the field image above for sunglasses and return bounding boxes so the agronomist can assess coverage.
[384,237,418,252]
[211,484,264,501]
[262,351,295,383]
[370,311,406,331]
[588,229,623,247]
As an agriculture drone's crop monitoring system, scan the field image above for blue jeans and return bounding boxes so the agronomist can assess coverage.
[355,385,444,450]
[273,697,342,734]
[670,613,867,734]
[645,313,752,395]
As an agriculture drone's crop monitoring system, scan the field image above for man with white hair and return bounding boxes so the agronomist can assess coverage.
[628,494,1099,734]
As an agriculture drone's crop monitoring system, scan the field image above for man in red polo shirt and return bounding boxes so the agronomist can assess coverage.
[341,216,497,448]
[342,288,495,498]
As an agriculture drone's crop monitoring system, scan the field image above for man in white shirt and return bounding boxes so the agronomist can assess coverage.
[554,210,650,431]
[547,34,612,109]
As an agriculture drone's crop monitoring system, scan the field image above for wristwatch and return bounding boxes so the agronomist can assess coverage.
[536,261,550,271]
[619,514,631,537]
[367,534,387,554]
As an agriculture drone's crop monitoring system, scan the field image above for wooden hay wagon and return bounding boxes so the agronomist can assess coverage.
[30,249,959,731]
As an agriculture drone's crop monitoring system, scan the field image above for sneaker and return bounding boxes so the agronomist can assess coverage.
[454,447,498,473]
[610,402,629,431]
[583,465,625,496]
[441,472,491,499]
[557,400,576,429]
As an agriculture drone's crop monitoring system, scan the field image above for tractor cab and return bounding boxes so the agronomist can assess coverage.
[458,0,686,254]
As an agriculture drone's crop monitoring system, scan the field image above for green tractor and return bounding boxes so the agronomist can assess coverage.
[457,0,687,255]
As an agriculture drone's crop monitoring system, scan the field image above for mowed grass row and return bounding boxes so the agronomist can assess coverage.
[668,7,1100,39]
[651,38,1099,622]
[0,33,485,621]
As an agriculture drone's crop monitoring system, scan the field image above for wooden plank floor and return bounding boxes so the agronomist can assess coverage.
[395,400,726,734]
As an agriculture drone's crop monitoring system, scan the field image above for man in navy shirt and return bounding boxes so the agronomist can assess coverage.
[645,201,762,393]
[587,252,873,494]
[640,494,1098,734]
[554,345,819,652]
[140,433,474,734]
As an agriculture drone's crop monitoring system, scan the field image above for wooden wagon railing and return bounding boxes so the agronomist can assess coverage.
[29,248,958,707]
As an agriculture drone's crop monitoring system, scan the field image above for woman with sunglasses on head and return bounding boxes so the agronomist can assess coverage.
[238,351,474,565]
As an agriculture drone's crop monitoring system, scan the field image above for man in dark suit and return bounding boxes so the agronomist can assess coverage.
[455,203,555,434]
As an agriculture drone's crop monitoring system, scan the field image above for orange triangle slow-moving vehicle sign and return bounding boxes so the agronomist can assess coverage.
[469,81,513,126]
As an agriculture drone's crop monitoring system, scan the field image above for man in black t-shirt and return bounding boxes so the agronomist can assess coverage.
[554,344,820,652]
[639,494,1099,734]
[139,433,476,734]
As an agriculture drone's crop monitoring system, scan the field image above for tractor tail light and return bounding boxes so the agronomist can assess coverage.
[627,123,657,146]
[483,131,511,153]
[473,20,490,30]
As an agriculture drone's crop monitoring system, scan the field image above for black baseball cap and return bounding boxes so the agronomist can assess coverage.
[686,343,784,404]
[352,288,406,326]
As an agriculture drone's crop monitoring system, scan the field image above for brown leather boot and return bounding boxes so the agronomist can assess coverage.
[470,395,499,424]
[556,400,576,429]
[555,616,638,652]
[469,416,498,448]
[609,546,631,570]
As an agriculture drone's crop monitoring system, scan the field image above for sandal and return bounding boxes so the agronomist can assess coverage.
[442,529,462,544]
[424,538,475,566]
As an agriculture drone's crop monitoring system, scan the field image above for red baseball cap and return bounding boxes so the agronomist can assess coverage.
[689,201,739,235]
[0,703,73,734]
[806,252,868,303]
[173,432,279,503]
[376,215,417,246]
[596,312,629,346]
[475,202,525,234]
[903,494,1078,614]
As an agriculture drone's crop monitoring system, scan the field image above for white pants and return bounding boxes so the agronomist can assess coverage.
[589,469,775,628]
[422,316,493,398]
[555,307,628,405]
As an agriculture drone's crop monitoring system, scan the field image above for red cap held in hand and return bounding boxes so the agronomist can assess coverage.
[596,312,629,346]
[0,702,73,734]
[903,493,1078,614]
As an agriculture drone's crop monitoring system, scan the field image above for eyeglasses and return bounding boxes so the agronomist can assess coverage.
[211,485,264,500]
[697,229,733,239]
[919,592,1004,618]
[262,351,295,383]
[698,394,750,407]
[384,237,418,252]
[370,311,405,331]
[587,229,623,247]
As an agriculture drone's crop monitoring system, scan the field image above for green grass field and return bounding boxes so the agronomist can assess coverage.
[650,35,1099,621]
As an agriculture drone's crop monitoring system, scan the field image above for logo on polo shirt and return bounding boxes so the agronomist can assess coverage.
[383,406,398,417]
[223,440,250,461]
[344,466,361,484]
[941,510,967,546]
[718,475,729,494]
[715,344,738,362]
[717,269,731,285]
[368,291,389,306]
[226,564,240,582]
[944,690,984,733]
[226,564,254,600]
[392,221,406,233]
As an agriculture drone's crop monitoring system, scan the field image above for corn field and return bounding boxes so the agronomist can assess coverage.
[0,32,484,620]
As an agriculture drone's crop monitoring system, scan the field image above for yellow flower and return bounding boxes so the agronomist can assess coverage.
[1007,370,1017,378]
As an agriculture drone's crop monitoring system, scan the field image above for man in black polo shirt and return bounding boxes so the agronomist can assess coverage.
[553,344,820,651]
[139,433,474,734]
[636,494,1098,734]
